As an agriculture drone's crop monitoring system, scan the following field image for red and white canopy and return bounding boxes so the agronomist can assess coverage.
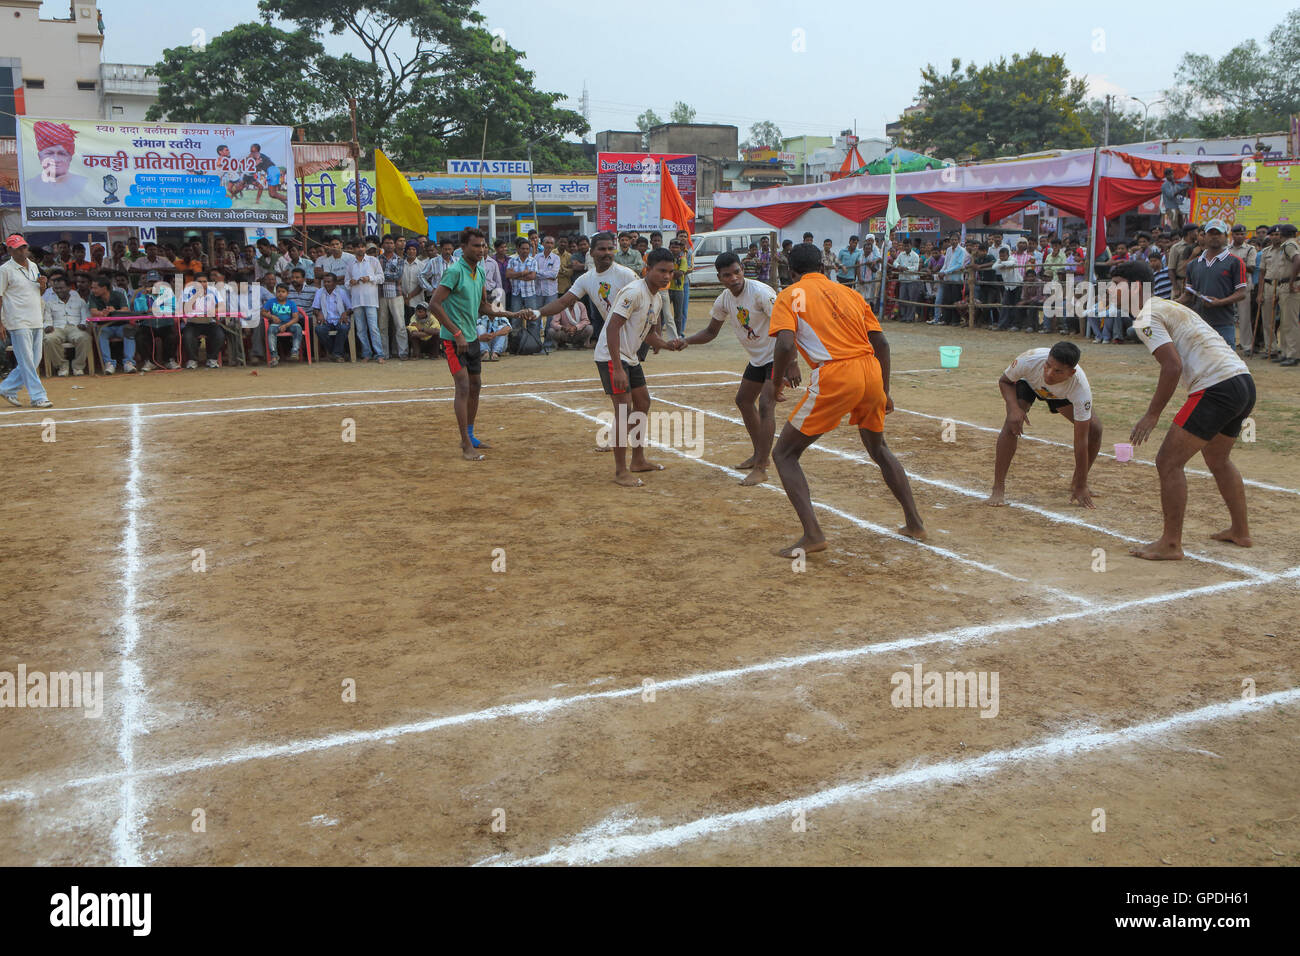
[713,148,1245,245]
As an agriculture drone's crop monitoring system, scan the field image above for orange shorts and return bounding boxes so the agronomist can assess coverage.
[788,356,886,436]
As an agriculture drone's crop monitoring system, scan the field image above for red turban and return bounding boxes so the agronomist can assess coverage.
[33,121,77,155]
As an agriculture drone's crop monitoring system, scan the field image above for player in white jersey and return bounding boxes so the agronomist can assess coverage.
[537,231,636,347]
[679,251,801,486]
[593,247,684,486]
[1112,260,1256,560]
[984,342,1102,508]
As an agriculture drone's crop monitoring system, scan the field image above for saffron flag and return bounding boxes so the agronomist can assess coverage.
[374,149,425,234]
[659,159,695,236]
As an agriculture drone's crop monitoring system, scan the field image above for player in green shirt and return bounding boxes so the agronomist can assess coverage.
[428,227,526,461]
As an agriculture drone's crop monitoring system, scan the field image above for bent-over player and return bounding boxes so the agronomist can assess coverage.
[769,243,926,557]
[985,342,1102,508]
[680,251,801,485]
[1112,259,1256,559]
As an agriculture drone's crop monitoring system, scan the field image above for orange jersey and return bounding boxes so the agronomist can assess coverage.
[770,272,879,367]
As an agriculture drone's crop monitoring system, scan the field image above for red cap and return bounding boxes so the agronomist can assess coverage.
[4,234,28,249]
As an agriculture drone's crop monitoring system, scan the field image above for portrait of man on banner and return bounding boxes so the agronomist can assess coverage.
[24,121,98,207]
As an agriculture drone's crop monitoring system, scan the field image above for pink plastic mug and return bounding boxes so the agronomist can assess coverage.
[1114,442,1134,463]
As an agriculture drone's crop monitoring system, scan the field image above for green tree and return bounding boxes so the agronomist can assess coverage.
[1164,9,1300,137]
[635,108,662,149]
[149,0,588,171]
[742,121,784,151]
[669,101,696,124]
[901,52,1090,160]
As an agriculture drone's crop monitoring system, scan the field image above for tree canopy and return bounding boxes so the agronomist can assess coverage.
[1164,8,1300,137]
[900,52,1091,159]
[148,0,589,171]
[742,121,784,151]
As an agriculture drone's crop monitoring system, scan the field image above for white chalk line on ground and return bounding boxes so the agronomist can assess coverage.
[111,405,145,867]
[0,369,740,419]
[894,404,1300,498]
[530,393,1093,606]
[0,382,737,429]
[653,395,1271,582]
[3,567,1295,808]
[480,687,1300,866]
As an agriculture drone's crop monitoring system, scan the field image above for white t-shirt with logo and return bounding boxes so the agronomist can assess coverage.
[710,279,778,365]
[1133,297,1248,394]
[570,262,637,324]
[594,278,664,366]
[1004,347,1093,421]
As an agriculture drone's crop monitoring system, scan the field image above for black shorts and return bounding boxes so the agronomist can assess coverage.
[1015,379,1070,415]
[597,359,646,395]
[742,361,774,383]
[1174,373,1256,440]
[442,337,481,376]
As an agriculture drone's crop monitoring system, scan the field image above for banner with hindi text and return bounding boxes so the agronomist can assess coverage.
[17,117,295,228]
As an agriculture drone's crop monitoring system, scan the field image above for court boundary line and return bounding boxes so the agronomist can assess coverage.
[111,405,145,867]
[652,395,1270,581]
[479,687,1300,866]
[0,369,740,419]
[0,382,741,429]
[530,393,1095,605]
[3,568,1295,807]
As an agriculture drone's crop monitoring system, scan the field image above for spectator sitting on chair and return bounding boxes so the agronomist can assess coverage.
[312,271,352,362]
[254,283,303,366]
[88,275,135,374]
[180,272,226,369]
[132,272,180,371]
[477,312,512,361]
[287,268,316,317]
[406,303,439,358]
[42,274,92,376]
[547,299,592,349]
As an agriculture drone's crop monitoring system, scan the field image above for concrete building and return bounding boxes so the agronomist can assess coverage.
[782,134,832,180]
[595,130,643,153]
[0,0,157,127]
[646,122,738,161]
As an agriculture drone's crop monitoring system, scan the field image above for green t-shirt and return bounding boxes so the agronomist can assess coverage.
[437,257,485,341]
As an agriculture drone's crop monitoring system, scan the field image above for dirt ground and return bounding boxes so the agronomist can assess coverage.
[1,316,1297,866]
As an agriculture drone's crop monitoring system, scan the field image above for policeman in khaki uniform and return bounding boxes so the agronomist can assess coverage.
[1258,227,1286,360]
[1280,223,1300,367]
[1226,225,1256,352]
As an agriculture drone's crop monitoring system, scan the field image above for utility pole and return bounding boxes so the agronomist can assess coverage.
[1102,95,1111,148]
[349,98,364,239]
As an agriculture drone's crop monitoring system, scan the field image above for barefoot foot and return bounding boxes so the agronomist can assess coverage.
[739,466,768,486]
[1129,540,1184,560]
[462,449,486,461]
[1210,528,1253,547]
[898,523,927,541]
[735,455,758,470]
[984,490,1007,507]
[774,536,827,559]
[630,460,665,473]
[613,472,645,487]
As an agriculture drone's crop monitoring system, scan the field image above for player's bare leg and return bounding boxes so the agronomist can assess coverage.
[1131,425,1207,560]
[772,423,827,557]
[1202,431,1253,547]
[734,377,775,485]
[608,390,643,486]
[985,399,1031,506]
[1060,405,1103,501]
[860,427,927,539]
[628,385,664,473]
[466,373,490,448]
[452,367,483,461]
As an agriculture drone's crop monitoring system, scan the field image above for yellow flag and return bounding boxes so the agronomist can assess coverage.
[374,149,426,234]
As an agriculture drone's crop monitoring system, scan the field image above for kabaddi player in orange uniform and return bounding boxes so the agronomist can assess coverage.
[769,243,926,558]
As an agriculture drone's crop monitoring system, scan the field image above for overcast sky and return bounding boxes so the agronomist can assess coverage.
[89,0,1288,143]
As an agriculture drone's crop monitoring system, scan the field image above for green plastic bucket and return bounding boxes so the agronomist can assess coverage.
[939,346,962,368]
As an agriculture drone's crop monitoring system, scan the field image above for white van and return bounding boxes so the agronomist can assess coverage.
[686,228,780,286]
